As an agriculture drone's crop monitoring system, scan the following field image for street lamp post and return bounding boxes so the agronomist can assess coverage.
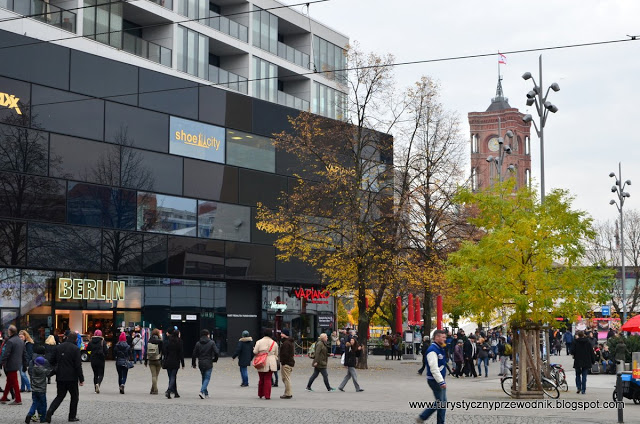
[609,163,632,323]
[522,55,560,203]
[486,118,515,182]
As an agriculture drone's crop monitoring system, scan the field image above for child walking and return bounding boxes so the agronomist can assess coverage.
[26,349,50,423]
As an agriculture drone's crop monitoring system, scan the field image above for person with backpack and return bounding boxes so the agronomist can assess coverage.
[87,330,108,394]
[44,336,56,385]
[114,332,131,394]
[192,329,219,399]
[338,336,364,392]
[305,333,335,392]
[132,333,143,364]
[144,329,163,395]
[231,330,253,387]
[163,329,184,399]
[26,347,51,424]
[252,329,279,400]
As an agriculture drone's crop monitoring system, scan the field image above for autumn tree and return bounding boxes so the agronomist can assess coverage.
[447,180,613,396]
[257,47,398,368]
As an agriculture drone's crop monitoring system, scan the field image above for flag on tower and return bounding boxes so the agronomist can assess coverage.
[498,53,507,64]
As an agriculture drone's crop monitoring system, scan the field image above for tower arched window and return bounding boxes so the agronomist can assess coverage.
[471,134,478,153]
[525,169,531,188]
[525,136,530,155]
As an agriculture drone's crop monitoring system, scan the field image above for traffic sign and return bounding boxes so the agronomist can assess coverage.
[601,305,610,316]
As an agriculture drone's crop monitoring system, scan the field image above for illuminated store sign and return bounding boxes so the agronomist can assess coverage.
[169,116,225,163]
[58,278,125,301]
[270,301,287,311]
[293,287,331,304]
[0,92,22,115]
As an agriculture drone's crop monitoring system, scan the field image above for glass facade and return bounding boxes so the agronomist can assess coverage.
[83,0,123,49]
[313,81,347,120]
[252,56,277,103]
[252,6,278,55]
[313,35,347,83]
[0,30,369,354]
[176,25,208,80]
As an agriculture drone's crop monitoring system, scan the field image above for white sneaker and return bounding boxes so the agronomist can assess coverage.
[205,395,210,399]
[198,392,205,399]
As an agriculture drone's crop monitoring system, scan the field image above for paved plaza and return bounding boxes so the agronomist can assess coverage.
[0,352,632,424]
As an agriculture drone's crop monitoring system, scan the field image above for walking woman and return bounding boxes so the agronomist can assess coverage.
[114,332,131,394]
[338,336,364,392]
[144,329,163,395]
[18,330,34,393]
[44,336,57,384]
[163,329,184,399]
[88,330,108,393]
[252,329,279,400]
[232,330,253,387]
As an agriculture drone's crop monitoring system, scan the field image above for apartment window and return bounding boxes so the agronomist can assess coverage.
[177,26,208,79]
[252,6,278,55]
[83,0,123,49]
[313,82,346,120]
[178,0,207,20]
[252,57,277,103]
[313,35,346,83]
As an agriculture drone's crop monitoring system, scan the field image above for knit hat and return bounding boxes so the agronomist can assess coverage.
[35,357,46,366]
[118,332,127,342]
[94,330,102,337]
[241,330,250,337]
[281,329,290,337]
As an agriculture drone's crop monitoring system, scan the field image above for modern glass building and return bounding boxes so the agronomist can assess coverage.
[0,0,351,355]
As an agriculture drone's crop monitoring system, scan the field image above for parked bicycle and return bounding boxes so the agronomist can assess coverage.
[501,366,560,399]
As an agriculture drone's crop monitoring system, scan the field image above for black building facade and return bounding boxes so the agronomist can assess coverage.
[0,30,337,354]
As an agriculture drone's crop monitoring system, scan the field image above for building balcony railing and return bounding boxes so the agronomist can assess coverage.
[277,41,310,69]
[122,32,172,67]
[0,0,76,33]
[277,90,309,110]
[206,11,249,43]
[208,65,248,94]
[144,0,173,10]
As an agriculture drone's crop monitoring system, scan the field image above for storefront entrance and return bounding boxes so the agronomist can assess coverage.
[55,310,115,339]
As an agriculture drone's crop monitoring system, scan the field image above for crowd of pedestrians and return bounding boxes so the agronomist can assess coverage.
[1,325,367,422]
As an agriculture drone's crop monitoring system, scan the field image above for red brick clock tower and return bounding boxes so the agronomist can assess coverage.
[468,78,532,191]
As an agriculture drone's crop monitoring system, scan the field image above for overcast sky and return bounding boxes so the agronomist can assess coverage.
[284,0,640,224]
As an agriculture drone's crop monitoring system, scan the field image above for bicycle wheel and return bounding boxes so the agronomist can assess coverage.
[501,377,514,398]
[558,377,568,392]
[541,377,560,399]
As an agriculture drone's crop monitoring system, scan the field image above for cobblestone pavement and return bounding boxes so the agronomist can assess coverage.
[0,351,630,424]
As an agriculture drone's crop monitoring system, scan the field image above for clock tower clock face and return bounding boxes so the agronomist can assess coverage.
[488,137,500,152]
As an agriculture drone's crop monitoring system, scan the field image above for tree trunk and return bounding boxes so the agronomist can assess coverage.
[356,281,369,369]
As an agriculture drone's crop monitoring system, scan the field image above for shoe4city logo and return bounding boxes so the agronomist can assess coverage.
[0,92,22,115]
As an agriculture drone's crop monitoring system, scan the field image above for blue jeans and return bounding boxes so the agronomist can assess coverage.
[116,365,128,386]
[20,369,31,391]
[240,366,249,386]
[28,392,46,418]
[200,368,212,395]
[575,367,588,393]
[167,368,178,394]
[419,379,446,424]
[134,351,142,363]
[477,356,489,376]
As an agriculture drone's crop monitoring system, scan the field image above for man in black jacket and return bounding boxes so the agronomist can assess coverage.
[192,329,219,399]
[0,325,27,405]
[572,330,596,394]
[279,329,295,399]
[462,334,477,377]
[44,331,84,423]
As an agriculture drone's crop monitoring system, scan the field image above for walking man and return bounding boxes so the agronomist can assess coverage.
[562,330,573,356]
[0,325,27,405]
[572,330,595,394]
[416,329,448,424]
[279,329,295,399]
[192,329,219,399]
[305,333,335,392]
[462,334,477,377]
[44,331,84,422]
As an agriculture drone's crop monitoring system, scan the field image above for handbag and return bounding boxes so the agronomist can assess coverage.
[126,360,134,369]
[252,341,275,369]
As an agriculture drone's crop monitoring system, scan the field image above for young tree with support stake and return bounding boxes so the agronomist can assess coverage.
[446,180,613,398]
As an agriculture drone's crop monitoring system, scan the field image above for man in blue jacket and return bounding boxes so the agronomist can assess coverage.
[416,329,447,424]
[562,330,574,356]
